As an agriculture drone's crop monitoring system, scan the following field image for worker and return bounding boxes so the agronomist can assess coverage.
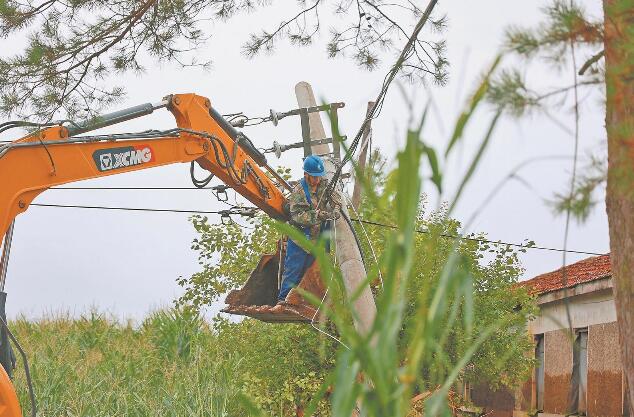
[275,155,339,306]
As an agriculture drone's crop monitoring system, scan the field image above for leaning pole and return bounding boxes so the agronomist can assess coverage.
[294,81,377,335]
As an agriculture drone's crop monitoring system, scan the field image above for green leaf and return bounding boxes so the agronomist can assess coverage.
[423,144,443,195]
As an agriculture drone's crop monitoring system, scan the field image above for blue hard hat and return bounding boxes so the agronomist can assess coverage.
[303,155,325,177]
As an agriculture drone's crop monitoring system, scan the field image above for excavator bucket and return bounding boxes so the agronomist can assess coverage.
[222,242,327,323]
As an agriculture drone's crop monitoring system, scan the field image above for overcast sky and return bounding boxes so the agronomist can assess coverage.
[1,1,608,321]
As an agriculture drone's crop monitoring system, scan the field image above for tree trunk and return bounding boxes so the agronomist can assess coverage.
[603,1,634,414]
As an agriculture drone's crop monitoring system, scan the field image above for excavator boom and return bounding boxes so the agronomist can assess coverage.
[0,93,288,238]
[0,92,328,417]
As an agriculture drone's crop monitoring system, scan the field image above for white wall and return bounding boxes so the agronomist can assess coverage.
[529,286,616,334]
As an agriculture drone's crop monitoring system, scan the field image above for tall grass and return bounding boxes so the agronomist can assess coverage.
[10,310,240,417]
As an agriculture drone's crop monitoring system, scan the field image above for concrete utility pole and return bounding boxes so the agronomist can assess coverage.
[351,101,375,211]
[295,82,377,336]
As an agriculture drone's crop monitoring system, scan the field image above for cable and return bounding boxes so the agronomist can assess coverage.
[179,128,270,198]
[190,161,214,188]
[344,194,383,287]
[0,315,36,417]
[0,120,55,135]
[29,202,604,256]
[31,203,226,215]
[30,203,263,230]
[349,217,605,257]
[341,208,367,268]
[49,186,215,190]
[309,212,350,350]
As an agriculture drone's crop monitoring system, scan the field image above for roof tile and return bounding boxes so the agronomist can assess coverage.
[519,254,611,295]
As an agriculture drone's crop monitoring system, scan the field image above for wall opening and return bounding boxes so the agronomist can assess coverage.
[568,328,588,415]
[535,334,544,411]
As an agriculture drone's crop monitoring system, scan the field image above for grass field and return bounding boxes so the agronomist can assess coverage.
[7,308,331,417]
[9,309,245,417]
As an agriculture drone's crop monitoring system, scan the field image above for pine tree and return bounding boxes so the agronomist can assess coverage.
[0,0,447,120]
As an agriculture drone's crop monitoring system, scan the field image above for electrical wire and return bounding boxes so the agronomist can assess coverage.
[349,217,605,257]
[343,194,383,287]
[220,112,269,128]
[32,203,227,215]
[560,16,583,332]
[309,213,350,350]
[28,202,604,256]
[50,186,215,190]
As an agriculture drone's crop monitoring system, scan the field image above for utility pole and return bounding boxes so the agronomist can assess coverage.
[351,101,375,211]
[295,82,377,336]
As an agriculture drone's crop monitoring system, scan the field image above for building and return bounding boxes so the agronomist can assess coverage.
[471,254,630,417]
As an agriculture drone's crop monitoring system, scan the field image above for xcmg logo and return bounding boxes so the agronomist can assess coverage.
[93,146,154,172]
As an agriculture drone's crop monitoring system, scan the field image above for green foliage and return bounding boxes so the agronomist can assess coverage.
[292,70,536,416]
[446,55,502,158]
[491,0,604,114]
[176,166,292,309]
[213,317,335,416]
[504,0,603,64]
[176,213,278,309]
[487,69,538,117]
[352,151,536,393]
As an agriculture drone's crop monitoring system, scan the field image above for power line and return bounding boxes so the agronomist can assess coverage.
[29,202,604,256]
[349,217,605,257]
[326,0,439,197]
[49,186,214,190]
[31,203,225,215]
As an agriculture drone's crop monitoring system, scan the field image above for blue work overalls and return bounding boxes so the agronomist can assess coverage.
[277,178,329,301]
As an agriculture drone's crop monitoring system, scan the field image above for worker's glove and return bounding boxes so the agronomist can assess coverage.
[317,209,340,221]
[329,191,343,207]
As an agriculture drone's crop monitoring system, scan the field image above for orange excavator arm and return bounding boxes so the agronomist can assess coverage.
[0,93,292,417]
[0,93,290,238]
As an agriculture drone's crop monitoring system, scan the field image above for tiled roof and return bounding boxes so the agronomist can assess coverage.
[519,254,611,295]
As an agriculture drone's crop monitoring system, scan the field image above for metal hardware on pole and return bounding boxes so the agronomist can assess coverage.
[329,103,342,161]
[269,102,345,126]
[264,137,347,158]
[299,108,312,157]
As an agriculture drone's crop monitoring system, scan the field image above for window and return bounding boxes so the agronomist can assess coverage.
[535,334,545,411]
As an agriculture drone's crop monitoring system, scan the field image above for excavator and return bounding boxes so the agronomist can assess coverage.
[0,93,339,417]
